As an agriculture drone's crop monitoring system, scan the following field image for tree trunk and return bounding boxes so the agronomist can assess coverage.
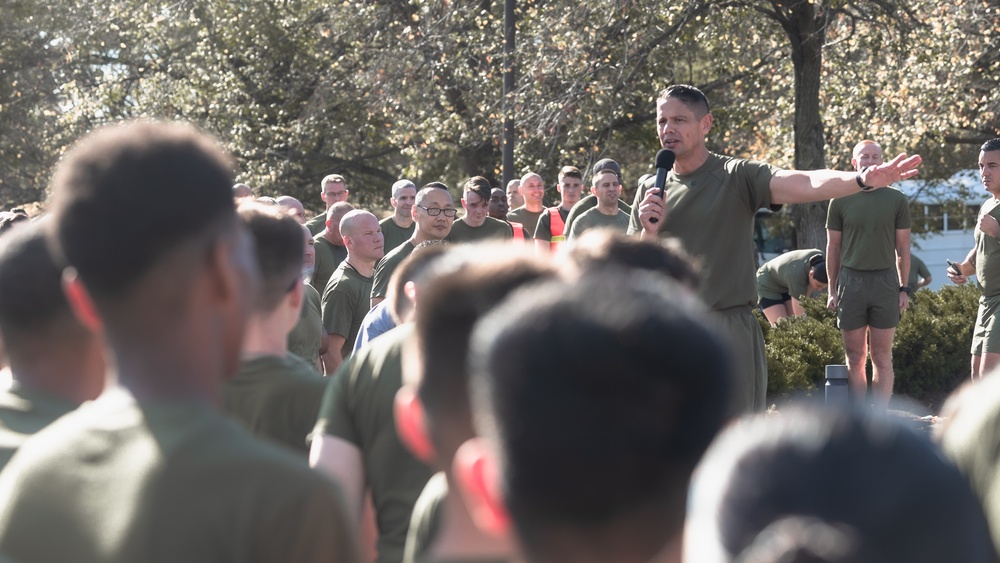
[783,0,829,252]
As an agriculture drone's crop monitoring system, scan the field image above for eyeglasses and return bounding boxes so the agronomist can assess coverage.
[417,205,457,217]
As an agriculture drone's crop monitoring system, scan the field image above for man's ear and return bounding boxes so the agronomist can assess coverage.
[453,437,511,537]
[700,112,713,135]
[62,268,103,333]
[393,384,436,463]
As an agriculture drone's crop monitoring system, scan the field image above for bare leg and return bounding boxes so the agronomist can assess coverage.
[981,352,1000,379]
[841,327,869,403]
[762,304,787,326]
[869,327,896,408]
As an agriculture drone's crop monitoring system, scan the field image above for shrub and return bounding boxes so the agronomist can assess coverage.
[762,285,980,409]
[763,301,843,398]
[893,285,978,405]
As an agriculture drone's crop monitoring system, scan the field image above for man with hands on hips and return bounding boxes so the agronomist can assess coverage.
[630,84,922,414]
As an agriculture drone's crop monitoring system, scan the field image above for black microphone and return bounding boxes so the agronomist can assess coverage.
[649,149,675,224]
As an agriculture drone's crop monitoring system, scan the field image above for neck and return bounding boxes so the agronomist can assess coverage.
[596,202,618,215]
[560,201,574,211]
[672,147,711,176]
[241,313,292,358]
[320,230,343,246]
[525,201,543,212]
[394,214,413,228]
[346,253,377,277]
[429,473,515,562]
[412,232,442,246]
[7,338,104,404]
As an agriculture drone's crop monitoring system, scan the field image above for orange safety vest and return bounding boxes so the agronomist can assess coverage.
[510,222,525,241]
[548,207,566,251]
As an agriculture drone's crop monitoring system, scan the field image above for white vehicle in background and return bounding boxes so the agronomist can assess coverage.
[753,170,982,291]
[896,169,982,291]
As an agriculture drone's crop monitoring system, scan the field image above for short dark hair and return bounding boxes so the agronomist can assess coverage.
[414,246,554,461]
[49,121,236,301]
[658,84,710,117]
[981,138,1000,153]
[809,253,828,284]
[687,406,996,563]
[558,166,582,181]
[470,271,732,556]
[562,230,701,289]
[0,221,79,346]
[237,202,305,313]
[462,176,492,201]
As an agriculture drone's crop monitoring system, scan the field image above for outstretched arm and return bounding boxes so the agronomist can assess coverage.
[771,153,922,205]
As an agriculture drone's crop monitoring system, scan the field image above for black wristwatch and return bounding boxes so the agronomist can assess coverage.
[856,166,875,192]
[900,286,911,295]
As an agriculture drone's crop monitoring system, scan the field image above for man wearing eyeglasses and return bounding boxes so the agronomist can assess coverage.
[370,183,456,308]
[306,174,351,235]
[449,177,514,244]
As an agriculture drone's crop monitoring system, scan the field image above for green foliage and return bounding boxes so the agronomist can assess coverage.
[893,285,979,403]
[763,286,981,408]
[763,299,844,398]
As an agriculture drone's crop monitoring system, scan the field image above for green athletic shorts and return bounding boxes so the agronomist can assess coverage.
[836,267,900,331]
[972,293,1000,356]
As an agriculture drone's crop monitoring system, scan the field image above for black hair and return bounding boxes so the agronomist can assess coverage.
[49,121,236,300]
[563,231,701,289]
[0,221,78,344]
[981,138,1000,153]
[470,270,732,554]
[237,202,305,312]
[415,246,554,459]
[462,176,493,202]
[809,253,828,284]
[658,84,710,117]
[688,406,996,563]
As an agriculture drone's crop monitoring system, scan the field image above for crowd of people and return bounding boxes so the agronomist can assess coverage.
[0,84,999,563]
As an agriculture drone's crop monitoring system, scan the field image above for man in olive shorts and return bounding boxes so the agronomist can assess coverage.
[948,138,1000,379]
[826,140,911,406]
[630,85,922,414]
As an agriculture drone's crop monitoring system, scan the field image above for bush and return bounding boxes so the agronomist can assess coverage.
[762,285,980,409]
[893,285,978,405]
[762,302,843,398]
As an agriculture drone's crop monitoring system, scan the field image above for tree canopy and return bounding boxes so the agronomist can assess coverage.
[2,0,998,236]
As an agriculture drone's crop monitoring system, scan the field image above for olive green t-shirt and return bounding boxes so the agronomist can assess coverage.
[627,153,778,310]
[565,194,631,236]
[756,248,823,301]
[0,389,358,563]
[908,255,932,290]
[381,216,415,255]
[372,240,416,302]
[322,261,374,359]
[506,206,544,240]
[826,187,911,271]
[976,199,1000,297]
[567,207,630,239]
[223,353,326,456]
[312,236,348,295]
[306,212,327,236]
[287,284,323,371]
[403,471,447,563]
[0,381,76,470]
[448,217,513,244]
[312,324,434,563]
